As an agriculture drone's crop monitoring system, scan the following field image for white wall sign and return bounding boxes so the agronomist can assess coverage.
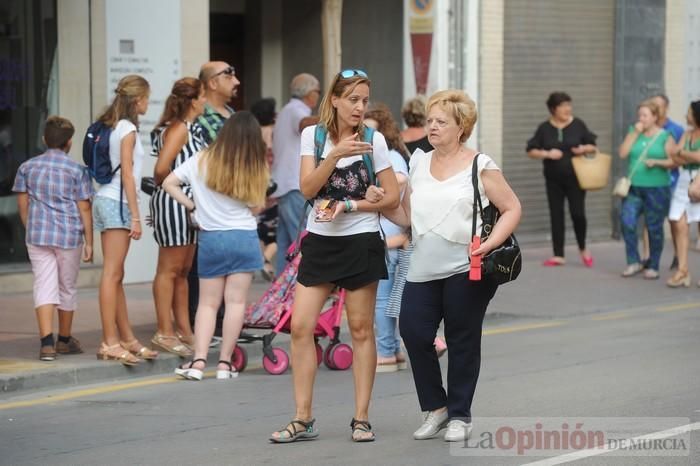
[105,0,182,283]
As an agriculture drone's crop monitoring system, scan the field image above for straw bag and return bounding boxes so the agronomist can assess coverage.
[571,152,612,190]
[689,174,700,203]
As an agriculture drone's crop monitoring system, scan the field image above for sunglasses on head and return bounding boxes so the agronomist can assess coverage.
[211,66,235,79]
[339,69,368,79]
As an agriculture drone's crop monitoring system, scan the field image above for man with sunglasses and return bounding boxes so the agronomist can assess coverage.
[271,73,321,275]
[197,61,240,145]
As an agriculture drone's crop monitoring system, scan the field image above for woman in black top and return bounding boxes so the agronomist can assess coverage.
[527,92,597,267]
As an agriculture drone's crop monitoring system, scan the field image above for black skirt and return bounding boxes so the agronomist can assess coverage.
[297,231,387,290]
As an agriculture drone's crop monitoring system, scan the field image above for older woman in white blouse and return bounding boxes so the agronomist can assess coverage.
[382,90,521,442]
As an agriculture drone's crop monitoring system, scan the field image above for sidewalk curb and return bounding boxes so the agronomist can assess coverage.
[0,336,288,396]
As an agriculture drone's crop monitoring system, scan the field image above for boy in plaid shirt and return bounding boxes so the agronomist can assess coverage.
[13,116,94,361]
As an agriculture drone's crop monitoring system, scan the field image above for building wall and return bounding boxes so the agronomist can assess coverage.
[502,0,616,240]
[665,0,686,124]
[0,0,210,292]
[479,0,504,165]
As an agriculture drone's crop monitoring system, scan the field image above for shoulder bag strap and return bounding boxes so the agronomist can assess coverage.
[627,130,663,179]
[471,153,484,239]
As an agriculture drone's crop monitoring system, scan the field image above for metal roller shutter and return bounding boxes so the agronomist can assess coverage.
[502,0,615,243]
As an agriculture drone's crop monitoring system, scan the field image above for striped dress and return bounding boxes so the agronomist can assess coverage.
[150,121,205,247]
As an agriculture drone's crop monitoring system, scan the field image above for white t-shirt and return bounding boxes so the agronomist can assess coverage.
[407,150,500,282]
[172,152,257,231]
[96,119,144,202]
[300,125,392,237]
[380,149,409,239]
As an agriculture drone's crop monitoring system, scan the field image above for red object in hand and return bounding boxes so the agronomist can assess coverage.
[469,235,482,281]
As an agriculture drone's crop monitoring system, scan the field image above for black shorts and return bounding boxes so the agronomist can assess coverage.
[297,231,387,291]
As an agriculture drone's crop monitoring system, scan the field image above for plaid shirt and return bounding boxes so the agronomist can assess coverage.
[196,103,234,145]
[12,149,94,249]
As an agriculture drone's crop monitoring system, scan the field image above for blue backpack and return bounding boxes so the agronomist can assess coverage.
[83,121,119,184]
[313,124,377,186]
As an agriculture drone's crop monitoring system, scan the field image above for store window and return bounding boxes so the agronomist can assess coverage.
[0,0,57,267]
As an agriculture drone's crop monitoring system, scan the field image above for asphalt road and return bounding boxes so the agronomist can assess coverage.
[1,292,698,466]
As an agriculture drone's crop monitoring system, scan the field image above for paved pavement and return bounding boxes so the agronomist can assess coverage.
[0,261,698,465]
[2,238,700,395]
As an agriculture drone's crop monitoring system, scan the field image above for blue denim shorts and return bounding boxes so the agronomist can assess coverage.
[197,229,263,278]
[93,196,131,231]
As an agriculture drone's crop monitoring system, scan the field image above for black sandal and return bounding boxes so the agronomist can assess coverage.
[216,359,238,379]
[350,418,375,442]
[269,418,319,443]
[174,358,206,381]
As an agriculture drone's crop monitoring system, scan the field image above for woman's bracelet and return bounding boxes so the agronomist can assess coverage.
[131,218,140,222]
[344,199,358,213]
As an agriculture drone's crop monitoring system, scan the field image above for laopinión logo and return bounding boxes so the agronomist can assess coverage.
[450,417,692,458]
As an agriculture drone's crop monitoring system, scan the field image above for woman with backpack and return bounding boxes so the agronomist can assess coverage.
[162,111,268,381]
[92,74,158,365]
[149,78,206,357]
[269,69,400,443]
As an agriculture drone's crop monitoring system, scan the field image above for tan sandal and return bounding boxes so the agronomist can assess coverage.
[120,339,159,360]
[151,333,192,357]
[96,342,141,366]
[176,332,194,349]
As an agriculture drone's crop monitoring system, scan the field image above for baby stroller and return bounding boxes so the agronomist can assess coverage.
[231,239,353,375]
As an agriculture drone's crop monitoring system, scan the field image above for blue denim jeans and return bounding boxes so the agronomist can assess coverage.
[275,190,307,274]
[375,248,401,357]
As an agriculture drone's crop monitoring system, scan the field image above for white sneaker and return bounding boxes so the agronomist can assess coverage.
[444,419,472,442]
[413,409,449,440]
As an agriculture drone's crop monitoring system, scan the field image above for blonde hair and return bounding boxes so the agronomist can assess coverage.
[199,111,269,207]
[318,73,371,141]
[639,99,661,121]
[426,90,478,143]
[98,75,150,128]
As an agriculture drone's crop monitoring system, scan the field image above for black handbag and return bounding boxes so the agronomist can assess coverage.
[470,153,522,285]
[140,176,156,196]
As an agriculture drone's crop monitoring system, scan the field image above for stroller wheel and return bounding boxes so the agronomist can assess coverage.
[231,345,248,373]
[327,343,353,370]
[315,342,323,367]
[263,347,289,375]
[323,344,336,370]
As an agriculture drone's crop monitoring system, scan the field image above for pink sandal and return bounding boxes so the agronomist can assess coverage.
[543,258,565,267]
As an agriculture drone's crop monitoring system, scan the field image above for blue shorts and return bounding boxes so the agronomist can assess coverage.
[93,196,131,231]
[197,229,263,278]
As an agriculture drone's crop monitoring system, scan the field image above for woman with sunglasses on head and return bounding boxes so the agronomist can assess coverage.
[269,69,400,443]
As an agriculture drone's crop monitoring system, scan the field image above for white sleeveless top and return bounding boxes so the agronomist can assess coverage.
[407,149,500,282]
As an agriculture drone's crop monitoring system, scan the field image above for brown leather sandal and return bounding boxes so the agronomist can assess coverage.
[120,339,159,360]
[96,342,140,366]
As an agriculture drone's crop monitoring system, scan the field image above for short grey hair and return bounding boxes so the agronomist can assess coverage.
[290,73,320,98]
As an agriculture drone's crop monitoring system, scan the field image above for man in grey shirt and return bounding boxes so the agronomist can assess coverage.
[271,73,320,274]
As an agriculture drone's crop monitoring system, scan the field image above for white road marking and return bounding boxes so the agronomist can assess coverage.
[521,422,700,466]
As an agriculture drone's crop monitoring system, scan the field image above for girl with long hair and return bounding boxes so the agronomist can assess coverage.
[93,75,158,365]
[162,111,269,380]
[149,77,206,356]
[269,70,400,443]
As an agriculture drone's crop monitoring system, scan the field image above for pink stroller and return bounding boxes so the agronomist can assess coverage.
[230,239,354,375]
